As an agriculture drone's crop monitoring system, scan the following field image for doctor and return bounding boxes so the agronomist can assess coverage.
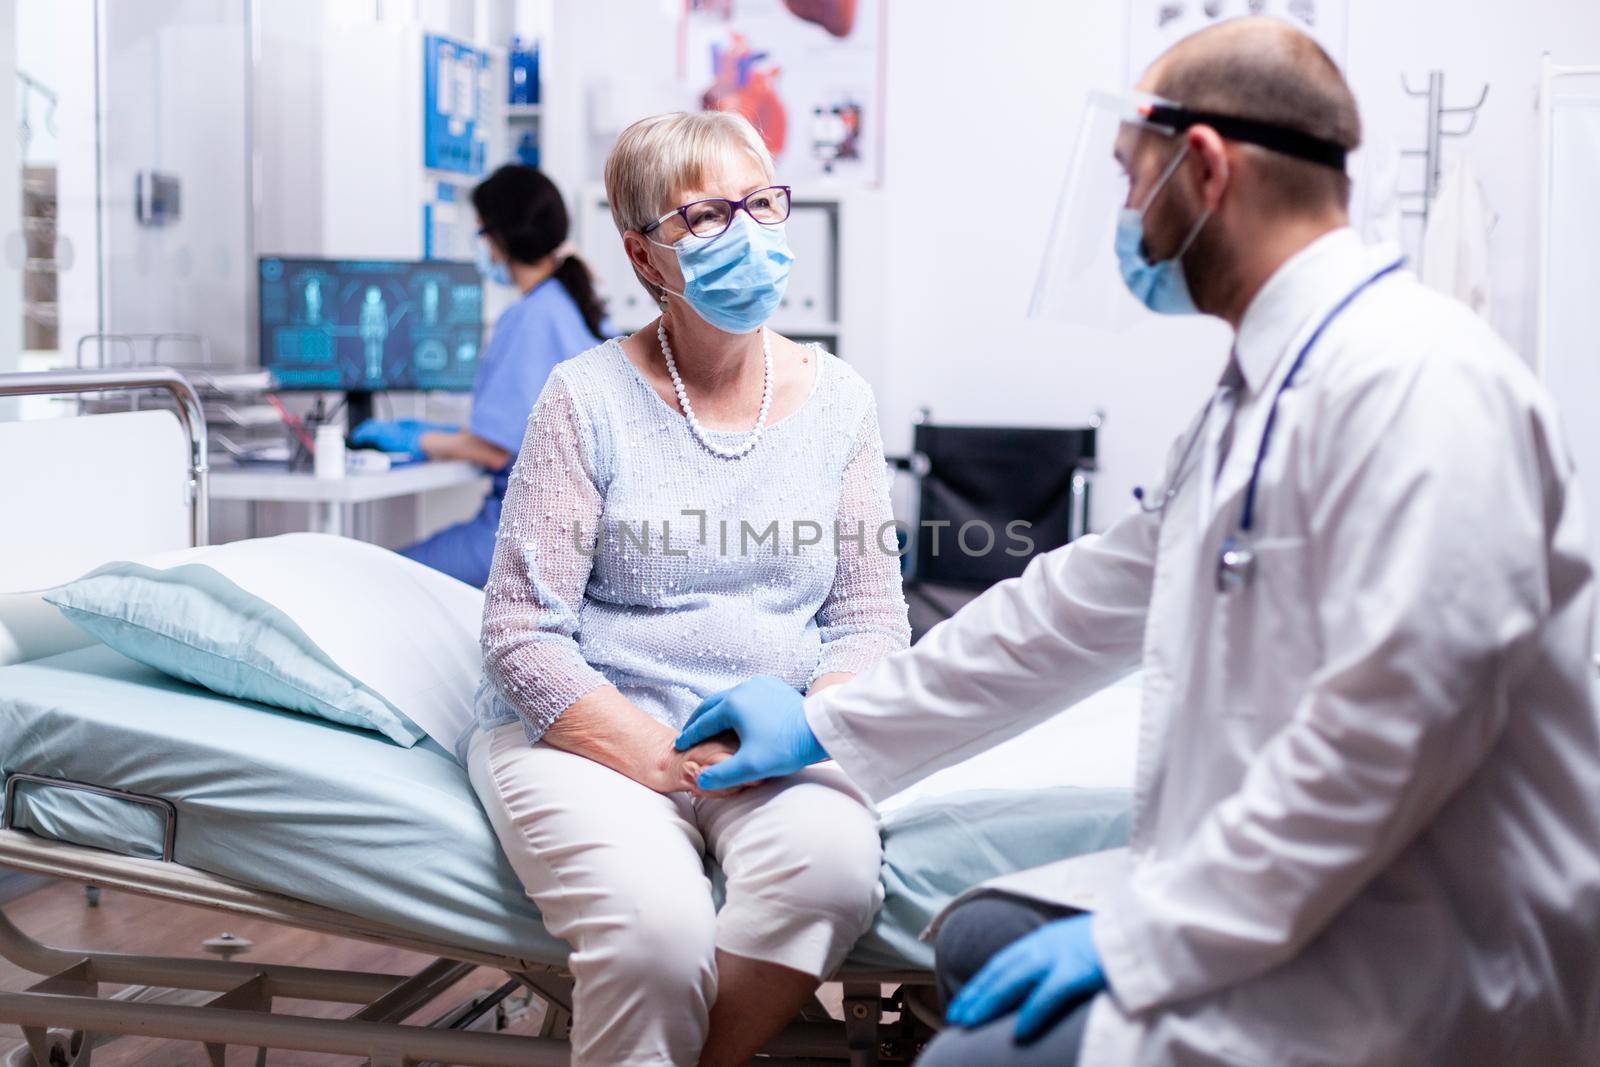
[675,17,1600,1067]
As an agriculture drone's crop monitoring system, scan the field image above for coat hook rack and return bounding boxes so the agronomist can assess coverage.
[1399,71,1491,232]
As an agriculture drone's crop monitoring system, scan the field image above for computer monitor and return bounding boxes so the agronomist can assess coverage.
[258,257,484,419]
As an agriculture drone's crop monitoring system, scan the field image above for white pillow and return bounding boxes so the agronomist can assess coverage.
[47,534,483,749]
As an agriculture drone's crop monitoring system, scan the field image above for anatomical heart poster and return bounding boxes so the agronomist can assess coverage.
[684,0,886,187]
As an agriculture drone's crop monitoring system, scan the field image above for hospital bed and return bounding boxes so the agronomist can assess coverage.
[0,368,1137,1067]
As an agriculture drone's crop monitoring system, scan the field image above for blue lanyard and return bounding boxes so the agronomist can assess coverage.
[1235,259,1405,534]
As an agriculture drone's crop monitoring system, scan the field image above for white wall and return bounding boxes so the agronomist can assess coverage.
[545,0,1600,526]
[255,0,327,259]
[871,0,1223,516]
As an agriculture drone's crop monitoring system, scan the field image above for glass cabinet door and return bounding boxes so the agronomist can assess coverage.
[2,0,100,417]
[1,0,252,411]
[96,0,253,369]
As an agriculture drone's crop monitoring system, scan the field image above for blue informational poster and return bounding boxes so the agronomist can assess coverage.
[259,257,483,392]
[423,34,489,175]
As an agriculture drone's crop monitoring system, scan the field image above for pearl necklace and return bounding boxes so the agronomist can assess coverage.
[657,321,773,459]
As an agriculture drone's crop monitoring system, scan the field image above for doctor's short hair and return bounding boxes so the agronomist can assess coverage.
[1153,19,1361,215]
[604,110,777,302]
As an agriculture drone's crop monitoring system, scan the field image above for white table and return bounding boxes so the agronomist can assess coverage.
[208,461,489,539]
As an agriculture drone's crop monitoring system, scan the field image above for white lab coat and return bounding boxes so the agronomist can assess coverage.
[807,230,1600,1066]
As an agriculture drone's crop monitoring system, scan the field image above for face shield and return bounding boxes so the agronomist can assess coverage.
[1029,91,1188,330]
[1029,90,1351,328]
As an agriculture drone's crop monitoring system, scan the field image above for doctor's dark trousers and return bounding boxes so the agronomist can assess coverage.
[917,894,1091,1066]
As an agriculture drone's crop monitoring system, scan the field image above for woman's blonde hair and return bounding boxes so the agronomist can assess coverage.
[603,110,776,301]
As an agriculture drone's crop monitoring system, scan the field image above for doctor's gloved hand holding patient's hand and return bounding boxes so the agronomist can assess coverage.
[670,735,758,797]
[947,913,1105,1042]
[674,675,828,791]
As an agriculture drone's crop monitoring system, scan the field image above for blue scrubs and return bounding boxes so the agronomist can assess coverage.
[402,279,601,587]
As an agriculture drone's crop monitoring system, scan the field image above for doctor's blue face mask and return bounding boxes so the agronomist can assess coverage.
[644,187,796,335]
[1115,144,1212,316]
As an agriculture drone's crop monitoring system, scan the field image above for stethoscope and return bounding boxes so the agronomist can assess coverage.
[1132,258,1406,594]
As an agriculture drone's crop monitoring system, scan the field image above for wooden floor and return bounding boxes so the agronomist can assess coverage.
[0,879,549,1066]
[0,879,854,1066]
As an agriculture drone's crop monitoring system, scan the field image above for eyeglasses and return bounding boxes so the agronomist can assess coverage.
[642,185,792,241]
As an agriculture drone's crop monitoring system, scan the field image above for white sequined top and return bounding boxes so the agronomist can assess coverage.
[467,337,911,752]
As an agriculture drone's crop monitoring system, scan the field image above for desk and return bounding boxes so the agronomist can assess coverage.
[208,461,490,539]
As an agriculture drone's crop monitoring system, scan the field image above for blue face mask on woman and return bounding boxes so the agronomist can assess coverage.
[1115,146,1212,316]
[475,238,513,288]
[660,214,794,334]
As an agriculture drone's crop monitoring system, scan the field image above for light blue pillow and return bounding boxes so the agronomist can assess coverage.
[45,562,425,746]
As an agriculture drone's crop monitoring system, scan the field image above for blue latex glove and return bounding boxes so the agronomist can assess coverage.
[945,914,1105,1042]
[673,675,828,791]
[349,418,457,461]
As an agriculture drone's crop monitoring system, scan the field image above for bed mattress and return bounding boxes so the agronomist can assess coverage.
[0,644,1132,973]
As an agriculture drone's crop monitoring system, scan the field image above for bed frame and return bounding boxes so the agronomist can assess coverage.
[0,369,939,1067]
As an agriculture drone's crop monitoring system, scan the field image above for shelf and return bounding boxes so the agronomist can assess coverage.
[505,103,542,122]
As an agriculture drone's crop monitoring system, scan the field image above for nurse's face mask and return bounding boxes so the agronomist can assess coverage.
[475,234,513,288]
[642,184,795,335]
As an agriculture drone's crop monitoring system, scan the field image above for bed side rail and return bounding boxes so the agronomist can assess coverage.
[2,773,178,862]
[0,367,209,548]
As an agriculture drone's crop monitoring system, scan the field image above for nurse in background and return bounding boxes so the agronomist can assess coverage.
[353,165,609,586]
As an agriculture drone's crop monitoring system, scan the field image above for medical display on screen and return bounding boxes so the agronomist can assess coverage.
[259,257,483,392]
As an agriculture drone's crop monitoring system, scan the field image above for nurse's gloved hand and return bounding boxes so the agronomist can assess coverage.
[946,913,1105,1042]
[674,675,827,791]
[349,418,458,461]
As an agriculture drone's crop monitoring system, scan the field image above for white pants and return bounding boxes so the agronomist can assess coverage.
[466,723,885,1067]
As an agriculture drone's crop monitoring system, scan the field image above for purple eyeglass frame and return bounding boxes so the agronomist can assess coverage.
[641,185,793,239]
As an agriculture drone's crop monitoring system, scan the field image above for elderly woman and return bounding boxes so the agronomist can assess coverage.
[463,111,911,1067]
